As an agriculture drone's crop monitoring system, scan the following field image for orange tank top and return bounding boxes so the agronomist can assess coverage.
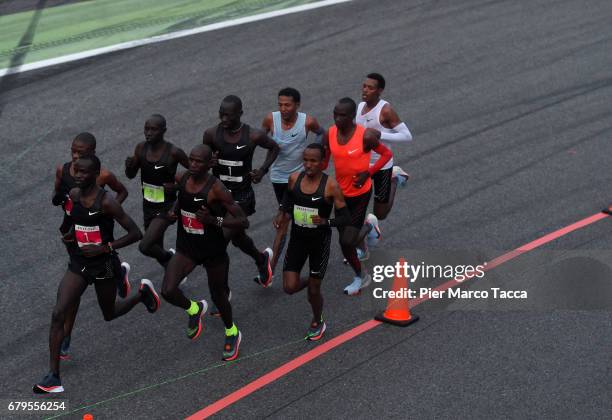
[329,124,371,197]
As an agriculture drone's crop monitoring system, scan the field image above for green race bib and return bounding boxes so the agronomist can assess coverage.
[293,205,318,228]
[143,182,165,203]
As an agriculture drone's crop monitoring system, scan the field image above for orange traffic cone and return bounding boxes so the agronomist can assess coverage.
[375,258,419,327]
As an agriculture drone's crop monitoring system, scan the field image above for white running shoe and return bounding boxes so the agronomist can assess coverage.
[344,276,362,295]
[365,213,382,247]
[392,165,409,187]
[357,247,370,261]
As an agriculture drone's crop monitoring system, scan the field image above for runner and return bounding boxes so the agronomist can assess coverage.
[51,132,129,360]
[203,95,279,289]
[322,97,393,295]
[356,73,413,247]
[262,87,324,276]
[276,143,350,340]
[161,144,248,361]
[34,154,159,394]
[125,114,189,267]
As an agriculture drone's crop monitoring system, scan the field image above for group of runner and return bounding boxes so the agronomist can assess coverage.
[34,73,413,394]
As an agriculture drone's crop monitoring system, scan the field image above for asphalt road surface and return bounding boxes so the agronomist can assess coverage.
[1,0,611,419]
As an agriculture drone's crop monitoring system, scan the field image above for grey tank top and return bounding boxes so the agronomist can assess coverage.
[270,111,308,183]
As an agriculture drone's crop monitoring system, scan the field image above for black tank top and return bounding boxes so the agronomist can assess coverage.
[290,172,332,234]
[71,189,115,260]
[60,162,77,216]
[176,173,227,260]
[211,124,256,192]
[139,142,178,207]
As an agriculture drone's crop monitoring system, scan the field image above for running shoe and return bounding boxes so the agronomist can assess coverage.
[33,372,63,394]
[210,290,232,318]
[343,273,372,296]
[59,335,71,361]
[222,330,242,361]
[254,248,273,288]
[139,279,160,313]
[357,246,370,261]
[187,300,208,340]
[169,248,188,286]
[305,318,327,341]
[392,165,410,187]
[365,213,382,247]
[117,262,131,298]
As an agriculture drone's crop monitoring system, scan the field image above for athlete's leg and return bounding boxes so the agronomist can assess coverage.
[161,252,197,309]
[271,215,290,273]
[62,298,80,340]
[307,231,330,321]
[283,272,309,294]
[282,233,309,294]
[270,182,289,273]
[205,254,232,329]
[139,216,173,266]
[373,168,394,220]
[230,230,265,265]
[49,270,87,375]
[307,277,323,322]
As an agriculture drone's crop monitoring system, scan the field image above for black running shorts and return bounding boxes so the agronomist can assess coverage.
[344,188,372,228]
[143,202,176,229]
[372,167,392,204]
[272,182,288,206]
[68,254,122,285]
[231,187,256,216]
[283,229,332,279]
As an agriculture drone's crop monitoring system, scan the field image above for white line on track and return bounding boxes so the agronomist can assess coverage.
[0,0,352,77]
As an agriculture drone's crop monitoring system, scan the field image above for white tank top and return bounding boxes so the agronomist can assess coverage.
[356,99,394,170]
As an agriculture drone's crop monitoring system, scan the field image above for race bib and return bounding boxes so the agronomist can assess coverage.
[218,159,243,167]
[64,195,73,215]
[293,205,318,228]
[181,210,205,235]
[219,174,243,182]
[75,224,102,247]
[143,182,165,203]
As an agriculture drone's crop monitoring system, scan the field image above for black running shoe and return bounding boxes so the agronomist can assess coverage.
[222,330,242,361]
[33,372,63,394]
[255,248,273,288]
[139,279,160,313]
[59,335,71,361]
[305,319,327,341]
[187,300,208,340]
[210,290,232,318]
[117,262,131,298]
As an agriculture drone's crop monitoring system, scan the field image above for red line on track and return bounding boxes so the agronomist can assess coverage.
[187,212,609,419]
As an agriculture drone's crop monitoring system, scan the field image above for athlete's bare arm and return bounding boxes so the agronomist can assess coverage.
[99,168,128,203]
[202,128,216,146]
[52,165,64,206]
[261,113,274,134]
[172,146,190,169]
[164,146,189,195]
[273,172,299,228]
[198,179,249,230]
[250,128,280,183]
[321,130,331,170]
[125,142,144,179]
[101,194,142,250]
[306,115,324,141]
